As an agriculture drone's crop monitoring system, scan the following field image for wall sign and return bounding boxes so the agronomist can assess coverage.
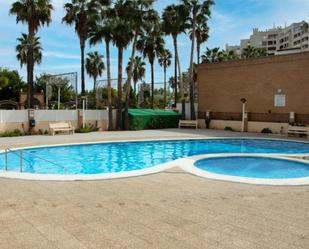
[274,94,286,107]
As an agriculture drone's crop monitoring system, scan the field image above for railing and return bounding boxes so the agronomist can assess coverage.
[4,148,24,172]
[3,148,68,173]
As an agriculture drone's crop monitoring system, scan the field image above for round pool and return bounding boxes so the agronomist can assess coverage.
[1,138,309,181]
[194,156,309,179]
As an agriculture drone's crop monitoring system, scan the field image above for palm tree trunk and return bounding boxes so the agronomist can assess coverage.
[116,46,123,130]
[189,12,197,120]
[27,26,35,109]
[172,35,178,108]
[163,66,167,108]
[177,56,185,120]
[197,41,201,65]
[124,31,138,130]
[93,77,97,108]
[80,41,86,96]
[151,61,154,109]
[106,39,113,131]
[133,81,137,96]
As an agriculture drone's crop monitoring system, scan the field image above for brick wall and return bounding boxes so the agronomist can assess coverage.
[197,52,309,124]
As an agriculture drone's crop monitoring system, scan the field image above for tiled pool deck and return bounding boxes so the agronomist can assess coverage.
[0,129,308,248]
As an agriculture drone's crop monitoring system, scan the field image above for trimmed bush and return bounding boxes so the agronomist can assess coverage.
[261,128,272,134]
[224,126,234,132]
[76,124,100,133]
[0,129,23,137]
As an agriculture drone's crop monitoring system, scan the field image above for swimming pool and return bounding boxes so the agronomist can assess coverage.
[194,156,309,179]
[1,138,309,178]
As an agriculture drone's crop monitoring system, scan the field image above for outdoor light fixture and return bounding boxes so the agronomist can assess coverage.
[240,98,247,132]
[240,98,247,104]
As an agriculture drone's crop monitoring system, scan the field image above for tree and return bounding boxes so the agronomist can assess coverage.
[222,50,239,61]
[201,48,240,63]
[183,0,214,120]
[158,49,172,108]
[201,47,224,63]
[112,0,134,129]
[10,0,53,109]
[62,0,109,96]
[34,73,75,108]
[242,45,256,58]
[242,45,267,59]
[162,4,188,116]
[0,77,9,90]
[0,68,25,101]
[137,14,165,109]
[16,33,42,68]
[195,22,209,65]
[89,5,113,130]
[123,0,156,130]
[86,52,105,107]
[126,56,146,96]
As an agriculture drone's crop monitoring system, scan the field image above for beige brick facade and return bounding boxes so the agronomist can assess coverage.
[197,52,309,126]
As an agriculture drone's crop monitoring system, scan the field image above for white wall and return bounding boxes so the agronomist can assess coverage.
[84,110,108,121]
[35,110,77,122]
[0,110,28,123]
[176,103,198,120]
[0,109,115,132]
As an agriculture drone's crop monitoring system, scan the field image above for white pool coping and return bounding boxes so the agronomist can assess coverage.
[0,137,309,184]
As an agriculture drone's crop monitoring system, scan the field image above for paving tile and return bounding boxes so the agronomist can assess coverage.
[0,131,308,249]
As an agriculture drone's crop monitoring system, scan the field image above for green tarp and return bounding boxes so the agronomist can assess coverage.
[128,109,181,130]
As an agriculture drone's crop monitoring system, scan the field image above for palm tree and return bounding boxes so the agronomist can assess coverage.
[86,52,105,107]
[113,1,134,130]
[137,18,165,109]
[62,0,109,97]
[10,0,53,108]
[222,50,239,61]
[162,4,188,117]
[242,45,256,58]
[195,22,209,65]
[126,56,146,96]
[124,0,156,130]
[89,6,113,130]
[242,45,267,59]
[183,0,214,120]
[16,34,43,68]
[201,47,225,63]
[158,49,172,108]
[255,47,267,57]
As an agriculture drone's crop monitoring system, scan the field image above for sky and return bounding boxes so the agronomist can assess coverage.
[0,0,309,91]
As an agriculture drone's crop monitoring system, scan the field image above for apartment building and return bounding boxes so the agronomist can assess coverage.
[226,21,309,56]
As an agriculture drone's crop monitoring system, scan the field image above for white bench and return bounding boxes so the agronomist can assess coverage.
[179,120,198,129]
[49,122,75,136]
[288,125,309,138]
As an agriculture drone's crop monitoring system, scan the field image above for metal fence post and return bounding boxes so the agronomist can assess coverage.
[5,149,8,171]
[20,150,23,173]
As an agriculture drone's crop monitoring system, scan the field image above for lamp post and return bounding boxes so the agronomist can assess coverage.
[240,98,247,132]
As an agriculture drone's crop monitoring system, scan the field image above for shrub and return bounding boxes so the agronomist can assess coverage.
[0,129,23,137]
[75,124,100,133]
[261,128,272,134]
[224,126,234,132]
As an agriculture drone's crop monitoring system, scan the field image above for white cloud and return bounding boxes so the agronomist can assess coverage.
[43,51,80,60]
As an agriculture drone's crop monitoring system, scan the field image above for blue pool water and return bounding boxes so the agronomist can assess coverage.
[1,139,309,175]
[194,157,309,179]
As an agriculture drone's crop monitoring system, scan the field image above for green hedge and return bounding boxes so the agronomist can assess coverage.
[128,109,181,130]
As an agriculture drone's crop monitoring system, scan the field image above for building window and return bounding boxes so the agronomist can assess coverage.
[274,94,286,107]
